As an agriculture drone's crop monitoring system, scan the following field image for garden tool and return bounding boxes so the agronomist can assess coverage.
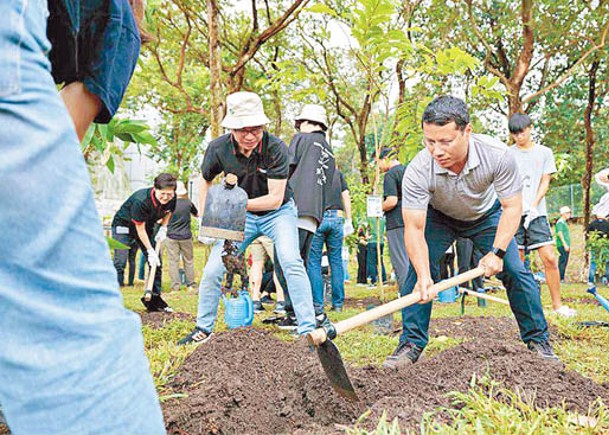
[143,241,162,302]
[199,174,248,242]
[459,287,510,307]
[587,284,609,314]
[307,267,486,401]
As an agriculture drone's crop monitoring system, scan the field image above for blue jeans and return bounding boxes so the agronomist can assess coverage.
[367,243,387,284]
[196,201,316,334]
[400,202,549,349]
[0,3,164,434]
[588,252,609,283]
[308,211,345,308]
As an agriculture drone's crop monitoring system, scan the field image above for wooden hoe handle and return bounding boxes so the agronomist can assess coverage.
[145,242,163,292]
[307,267,486,346]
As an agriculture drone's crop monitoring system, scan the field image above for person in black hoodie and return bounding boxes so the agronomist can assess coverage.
[275,104,336,329]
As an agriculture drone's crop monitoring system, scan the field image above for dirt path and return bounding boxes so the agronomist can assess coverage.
[163,316,609,434]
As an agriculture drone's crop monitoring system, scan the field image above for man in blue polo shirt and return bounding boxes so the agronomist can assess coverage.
[0,1,165,433]
[179,92,317,345]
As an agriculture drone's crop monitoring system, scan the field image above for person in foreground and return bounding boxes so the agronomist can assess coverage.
[0,0,165,433]
[383,96,557,370]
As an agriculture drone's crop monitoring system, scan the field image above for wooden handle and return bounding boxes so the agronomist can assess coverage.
[308,267,486,346]
[145,242,163,292]
[459,287,510,305]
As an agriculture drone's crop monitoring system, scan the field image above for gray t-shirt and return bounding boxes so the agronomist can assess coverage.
[402,133,522,221]
[510,144,556,216]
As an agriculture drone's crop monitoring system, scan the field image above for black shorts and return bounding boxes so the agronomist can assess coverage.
[515,215,554,250]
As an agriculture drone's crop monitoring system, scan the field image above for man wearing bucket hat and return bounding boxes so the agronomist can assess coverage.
[179,92,317,345]
[383,96,556,370]
[273,104,336,329]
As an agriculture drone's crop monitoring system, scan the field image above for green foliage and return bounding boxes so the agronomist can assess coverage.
[106,236,130,251]
[586,231,609,268]
[82,118,157,172]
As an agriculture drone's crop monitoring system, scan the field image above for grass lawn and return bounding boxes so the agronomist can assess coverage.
[121,226,609,433]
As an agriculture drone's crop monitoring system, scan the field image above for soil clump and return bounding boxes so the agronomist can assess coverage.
[163,317,609,434]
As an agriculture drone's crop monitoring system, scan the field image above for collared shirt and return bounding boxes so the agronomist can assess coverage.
[47,0,141,123]
[201,132,292,212]
[402,133,522,221]
[112,187,176,236]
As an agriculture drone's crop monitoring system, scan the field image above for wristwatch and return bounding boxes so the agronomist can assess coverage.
[491,247,506,259]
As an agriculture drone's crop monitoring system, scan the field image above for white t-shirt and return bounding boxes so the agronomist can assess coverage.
[510,144,557,216]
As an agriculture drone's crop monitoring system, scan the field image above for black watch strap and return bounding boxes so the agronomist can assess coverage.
[491,247,506,259]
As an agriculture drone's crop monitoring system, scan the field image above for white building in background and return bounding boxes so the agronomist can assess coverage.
[92,142,161,222]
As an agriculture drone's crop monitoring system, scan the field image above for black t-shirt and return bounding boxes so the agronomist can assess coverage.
[288,132,336,223]
[112,188,176,237]
[383,164,406,230]
[168,198,198,240]
[201,132,292,214]
[588,219,609,237]
[326,170,348,211]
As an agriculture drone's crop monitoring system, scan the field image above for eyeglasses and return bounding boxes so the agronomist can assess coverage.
[234,126,264,136]
[156,191,175,198]
[421,135,462,148]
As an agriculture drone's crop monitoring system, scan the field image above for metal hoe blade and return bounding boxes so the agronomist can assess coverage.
[316,340,358,401]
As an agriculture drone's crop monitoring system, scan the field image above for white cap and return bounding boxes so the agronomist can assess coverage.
[221,92,270,129]
[559,206,571,214]
[176,181,187,196]
[595,168,609,189]
[295,104,328,129]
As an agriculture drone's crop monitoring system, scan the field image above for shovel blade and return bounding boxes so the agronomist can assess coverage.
[316,340,358,401]
[199,183,248,241]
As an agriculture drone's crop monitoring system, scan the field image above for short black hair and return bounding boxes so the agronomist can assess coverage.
[154,173,177,190]
[422,96,470,130]
[295,119,328,132]
[378,147,394,159]
[508,113,532,133]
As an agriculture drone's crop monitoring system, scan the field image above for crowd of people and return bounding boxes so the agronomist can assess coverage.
[3,1,608,432]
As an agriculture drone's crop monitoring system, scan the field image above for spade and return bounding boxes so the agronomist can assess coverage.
[307,267,486,401]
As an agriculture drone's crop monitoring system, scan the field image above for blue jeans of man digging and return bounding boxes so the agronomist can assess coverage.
[399,201,549,349]
[0,3,164,433]
[308,210,345,309]
[196,200,316,334]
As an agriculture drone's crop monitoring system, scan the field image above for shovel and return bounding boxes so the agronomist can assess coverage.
[199,174,248,242]
[306,267,486,401]
[144,241,163,301]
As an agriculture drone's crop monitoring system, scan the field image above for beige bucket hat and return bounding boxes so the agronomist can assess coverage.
[221,91,270,129]
[295,104,328,128]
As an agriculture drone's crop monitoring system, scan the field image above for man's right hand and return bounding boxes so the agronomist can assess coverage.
[415,276,435,303]
[147,248,161,268]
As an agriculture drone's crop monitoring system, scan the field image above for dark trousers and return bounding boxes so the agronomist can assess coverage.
[276,228,320,315]
[357,244,368,284]
[112,228,139,286]
[557,245,569,281]
[367,243,387,284]
[400,202,549,349]
[456,237,484,289]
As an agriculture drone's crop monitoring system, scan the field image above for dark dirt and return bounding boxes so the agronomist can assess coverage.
[140,311,195,329]
[163,317,609,434]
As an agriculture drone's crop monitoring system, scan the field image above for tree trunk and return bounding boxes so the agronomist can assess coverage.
[207,0,223,139]
[581,59,599,280]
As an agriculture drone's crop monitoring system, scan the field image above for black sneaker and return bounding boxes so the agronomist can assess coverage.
[260,295,274,305]
[527,340,560,361]
[315,312,332,329]
[277,315,298,331]
[253,300,265,313]
[382,342,423,370]
[178,327,212,346]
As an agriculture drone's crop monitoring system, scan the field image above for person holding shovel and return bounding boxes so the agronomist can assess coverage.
[0,0,166,433]
[179,92,317,345]
[112,173,177,311]
[383,96,556,370]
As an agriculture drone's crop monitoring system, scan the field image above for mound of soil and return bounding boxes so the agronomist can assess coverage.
[163,317,609,434]
[139,311,194,329]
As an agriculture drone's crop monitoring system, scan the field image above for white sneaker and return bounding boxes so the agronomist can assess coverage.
[553,305,577,318]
